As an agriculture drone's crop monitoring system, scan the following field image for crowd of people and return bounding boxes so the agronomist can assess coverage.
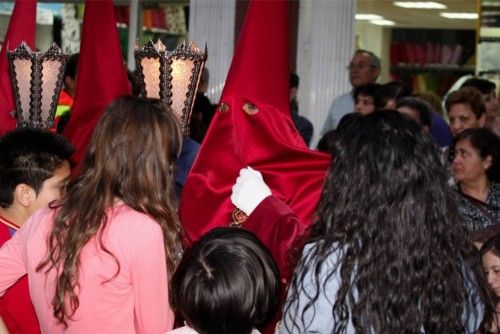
[0,29,499,334]
[318,50,499,241]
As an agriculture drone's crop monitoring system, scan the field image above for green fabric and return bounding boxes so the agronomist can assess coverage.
[56,105,71,117]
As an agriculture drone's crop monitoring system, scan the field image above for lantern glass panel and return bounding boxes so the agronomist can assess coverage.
[41,59,61,123]
[170,58,195,121]
[13,58,32,123]
[140,57,161,99]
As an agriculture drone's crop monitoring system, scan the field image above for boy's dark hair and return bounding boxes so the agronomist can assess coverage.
[377,81,411,108]
[353,83,381,102]
[170,227,280,334]
[0,128,74,208]
[445,87,486,119]
[461,78,496,95]
[396,97,433,128]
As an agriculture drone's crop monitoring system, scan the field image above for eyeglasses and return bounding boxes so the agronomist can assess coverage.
[346,63,375,71]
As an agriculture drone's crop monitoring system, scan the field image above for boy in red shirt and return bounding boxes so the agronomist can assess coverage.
[0,128,73,334]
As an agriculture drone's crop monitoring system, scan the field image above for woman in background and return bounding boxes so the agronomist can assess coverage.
[452,128,500,241]
[0,96,183,333]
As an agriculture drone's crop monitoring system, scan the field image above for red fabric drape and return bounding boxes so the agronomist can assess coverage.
[63,0,131,164]
[180,0,331,271]
[0,0,37,135]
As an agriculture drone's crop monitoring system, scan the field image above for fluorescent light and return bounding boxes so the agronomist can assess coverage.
[370,19,396,26]
[394,1,447,9]
[440,12,478,19]
[356,14,383,20]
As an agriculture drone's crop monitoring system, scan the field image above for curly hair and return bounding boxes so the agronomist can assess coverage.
[37,96,183,327]
[353,83,382,104]
[283,110,493,333]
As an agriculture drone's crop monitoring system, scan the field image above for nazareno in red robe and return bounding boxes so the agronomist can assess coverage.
[180,0,331,284]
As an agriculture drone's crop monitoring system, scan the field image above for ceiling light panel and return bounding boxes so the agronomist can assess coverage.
[370,19,396,26]
[393,1,447,9]
[356,14,383,20]
[439,12,478,19]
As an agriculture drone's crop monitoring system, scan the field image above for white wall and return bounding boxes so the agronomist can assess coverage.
[0,13,53,51]
[296,0,357,147]
[188,0,235,104]
[355,21,390,83]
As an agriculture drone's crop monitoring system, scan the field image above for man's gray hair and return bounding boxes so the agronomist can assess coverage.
[354,49,381,69]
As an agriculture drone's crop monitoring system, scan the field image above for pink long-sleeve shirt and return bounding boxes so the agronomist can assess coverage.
[0,205,174,333]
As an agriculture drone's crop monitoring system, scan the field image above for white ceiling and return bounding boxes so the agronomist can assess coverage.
[357,0,478,30]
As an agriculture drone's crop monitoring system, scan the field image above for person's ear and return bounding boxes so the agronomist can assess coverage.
[483,155,493,171]
[13,184,36,208]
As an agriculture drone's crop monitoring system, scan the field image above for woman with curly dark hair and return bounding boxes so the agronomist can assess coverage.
[0,96,183,333]
[278,110,493,333]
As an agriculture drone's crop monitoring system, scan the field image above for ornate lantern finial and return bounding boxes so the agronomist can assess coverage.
[134,40,207,136]
[8,42,69,130]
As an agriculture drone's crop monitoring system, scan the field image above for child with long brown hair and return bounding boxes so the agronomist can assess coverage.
[0,96,183,333]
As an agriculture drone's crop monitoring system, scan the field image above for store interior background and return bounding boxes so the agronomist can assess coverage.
[0,0,497,145]
[357,0,487,97]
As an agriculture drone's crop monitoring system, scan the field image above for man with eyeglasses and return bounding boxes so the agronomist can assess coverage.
[321,49,381,135]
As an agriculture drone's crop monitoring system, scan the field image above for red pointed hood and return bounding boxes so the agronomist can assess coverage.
[63,0,131,163]
[180,0,330,246]
[220,1,289,114]
[0,0,37,135]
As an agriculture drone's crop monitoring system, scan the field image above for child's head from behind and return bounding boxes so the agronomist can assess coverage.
[171,227,279,334]
[0,128,73,216]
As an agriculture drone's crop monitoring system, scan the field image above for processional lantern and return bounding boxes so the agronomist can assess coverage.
[134,40,207,136]
[8,42,68,129]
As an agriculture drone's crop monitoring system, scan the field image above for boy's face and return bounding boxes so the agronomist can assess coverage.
[355,94,375,115]
[29,160,71,215]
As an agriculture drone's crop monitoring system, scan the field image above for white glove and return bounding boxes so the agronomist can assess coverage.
[231,166,272,216]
